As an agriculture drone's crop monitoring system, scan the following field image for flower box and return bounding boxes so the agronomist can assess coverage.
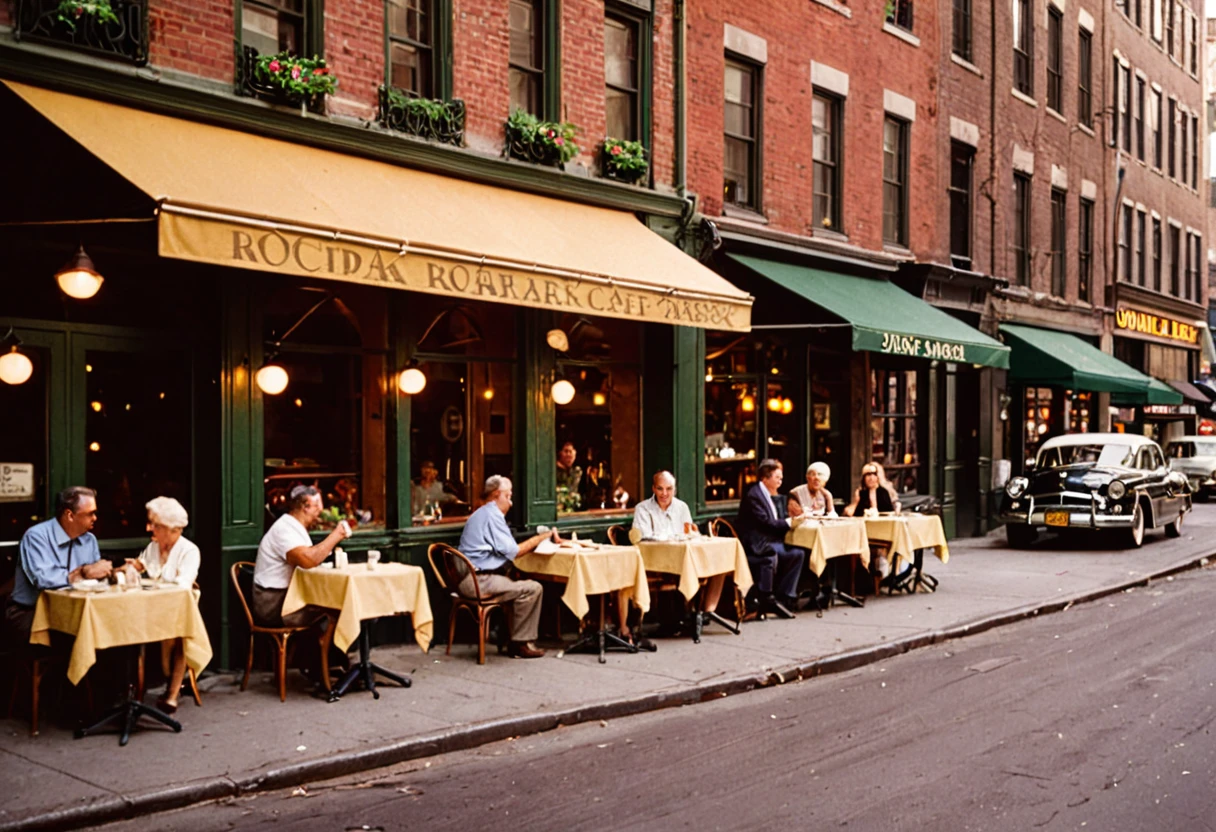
[239,46,337,112]
[15,0,148,65]
[378,87,466,147]
[504,110,580,169]
[600,138,650,185]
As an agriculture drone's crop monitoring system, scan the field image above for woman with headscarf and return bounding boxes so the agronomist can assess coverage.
[787,462,837,517]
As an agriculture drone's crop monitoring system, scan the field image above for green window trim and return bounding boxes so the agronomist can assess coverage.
[605,0,654,152]
[383,0,454,101]
[234,0,327,68]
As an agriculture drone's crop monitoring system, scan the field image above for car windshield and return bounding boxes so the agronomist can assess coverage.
[1038,443,1134,468]
[1168,441,1216,458]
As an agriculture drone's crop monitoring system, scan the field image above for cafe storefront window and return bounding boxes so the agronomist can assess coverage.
[703,332,794,503]
[871,368,920,494]
[0,342,50,542]
[555,315,641,515]
[262,284,388,533]
[409,297,515,526]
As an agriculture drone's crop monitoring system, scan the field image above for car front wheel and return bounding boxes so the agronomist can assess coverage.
[1007,523,1037,549]
[1125,502,1145,548]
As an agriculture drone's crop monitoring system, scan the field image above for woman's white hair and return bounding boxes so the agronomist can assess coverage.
[807,462,831,485]
[146,496,189,530]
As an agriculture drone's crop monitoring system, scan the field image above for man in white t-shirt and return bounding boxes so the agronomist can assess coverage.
[253,485,352,628]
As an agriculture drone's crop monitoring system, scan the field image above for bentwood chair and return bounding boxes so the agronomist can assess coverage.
[229,562,332,701]
[427,543,507,665]
[709,517,758,623]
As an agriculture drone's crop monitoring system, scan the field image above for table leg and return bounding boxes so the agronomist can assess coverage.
[563,595,638,663]
[829,557,864,609]
[75,647,182,747]
[327,624,412,703]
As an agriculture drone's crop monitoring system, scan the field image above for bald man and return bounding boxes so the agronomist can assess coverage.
[632,471,694,541]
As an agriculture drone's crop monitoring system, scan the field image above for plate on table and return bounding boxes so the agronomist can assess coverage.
[71,579,107,593]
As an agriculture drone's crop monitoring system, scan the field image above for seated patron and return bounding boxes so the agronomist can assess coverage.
[555,442,583,499]
[632,471,694,540]
[843,463,899,578]
[5,486,112,645]
[734,459,806,619]
[788,462,837,518]
[253,485,351,629]
[128,496,199,714]
[412,460,456,517]
[458,476,558,659]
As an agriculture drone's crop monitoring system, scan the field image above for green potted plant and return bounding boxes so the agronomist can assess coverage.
[249,51,338,108]
[56,0,119,30]
[379,87,466,146]
[601,138,649,185]
[505,110,580,168]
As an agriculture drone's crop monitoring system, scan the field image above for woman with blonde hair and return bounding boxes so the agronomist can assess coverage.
[128,496,200,714]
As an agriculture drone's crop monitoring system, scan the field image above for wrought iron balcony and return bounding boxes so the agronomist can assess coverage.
[15,0,148,66]
[236,46,331,113]
[377,86,466,148]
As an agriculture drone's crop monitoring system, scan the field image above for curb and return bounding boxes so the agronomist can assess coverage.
[3,551,1210,832]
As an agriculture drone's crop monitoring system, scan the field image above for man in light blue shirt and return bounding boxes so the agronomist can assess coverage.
[458,475,557,658]
[5,486,112,644]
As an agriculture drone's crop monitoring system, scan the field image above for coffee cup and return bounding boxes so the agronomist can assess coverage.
[367,550,381,570]
[334,548,349,569]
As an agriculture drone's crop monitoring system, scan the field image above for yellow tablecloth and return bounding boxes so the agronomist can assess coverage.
[514,544,651,619]
[636,537,753,600]
[31,585,213,686]
[863,515,950,570]
[786,518,871,576]
[282,562,433,653]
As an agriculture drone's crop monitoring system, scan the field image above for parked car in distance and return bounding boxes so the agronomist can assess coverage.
[1165,436,1216,502]
[1000,433,1190,549]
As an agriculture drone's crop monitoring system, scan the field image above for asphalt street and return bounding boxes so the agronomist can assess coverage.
[96,560,1216,832]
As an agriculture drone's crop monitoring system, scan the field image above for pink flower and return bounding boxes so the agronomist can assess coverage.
[268,60,281,72]
[610,145,622,156]
[547,129,556,138]
[74,5,84,16]
[555,137,564,146]
[291,65,301,80]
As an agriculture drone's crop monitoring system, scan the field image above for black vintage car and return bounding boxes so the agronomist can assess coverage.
[1000,433,1191,549]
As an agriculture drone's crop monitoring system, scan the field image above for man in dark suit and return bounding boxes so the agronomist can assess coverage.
[734,459,807,619]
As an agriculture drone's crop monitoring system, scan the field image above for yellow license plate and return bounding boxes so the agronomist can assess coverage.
[1045,511,1070,527]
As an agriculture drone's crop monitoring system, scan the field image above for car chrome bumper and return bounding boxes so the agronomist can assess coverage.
[999,511,1135,530]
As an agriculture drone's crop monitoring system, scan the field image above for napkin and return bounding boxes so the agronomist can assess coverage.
[534,540,559,555]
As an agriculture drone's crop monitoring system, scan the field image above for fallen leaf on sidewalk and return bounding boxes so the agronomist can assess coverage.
[296,745,307,752]
[291,787,308,797]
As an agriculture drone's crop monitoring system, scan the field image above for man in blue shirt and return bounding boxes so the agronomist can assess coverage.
[458,475,557,658]
[5,486,112,645]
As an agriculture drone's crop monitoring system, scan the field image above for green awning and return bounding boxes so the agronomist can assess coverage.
[730,255,1010,369]
[1000,324,1180,404]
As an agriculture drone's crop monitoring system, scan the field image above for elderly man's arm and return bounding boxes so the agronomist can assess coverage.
[285,522,351,570]
[20,532,108,589]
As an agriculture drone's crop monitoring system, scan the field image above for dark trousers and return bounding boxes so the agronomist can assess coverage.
[747,542,806,601]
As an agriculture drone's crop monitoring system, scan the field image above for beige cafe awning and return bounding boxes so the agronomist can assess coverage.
[6,81,751,331]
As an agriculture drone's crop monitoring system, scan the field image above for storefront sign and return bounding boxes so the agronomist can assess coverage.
[1115,307,1200,346]
[158,213,751,332]
[1143,404,1197,416]
[0,463,34,503]
[878,331,968,362]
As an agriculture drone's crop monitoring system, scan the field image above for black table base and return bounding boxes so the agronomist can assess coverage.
[327,625,411,703]
[75,683,180,746]
[563,595,655,663]
[689,610,741,643]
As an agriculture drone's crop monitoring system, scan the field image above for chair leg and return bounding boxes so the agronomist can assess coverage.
[241,635,254,692]
[187,668,202,707]
[276,635,288,702]
[30,659,43,738]
[477,608,487,665]
[319,622,334,688]
[447,606,458,656]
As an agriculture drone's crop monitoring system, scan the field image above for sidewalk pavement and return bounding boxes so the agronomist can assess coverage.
[4,507,1216,831]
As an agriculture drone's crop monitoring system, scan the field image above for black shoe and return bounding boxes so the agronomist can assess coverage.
[762,596,796,620]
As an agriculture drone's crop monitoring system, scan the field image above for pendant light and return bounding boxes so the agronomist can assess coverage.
[398,360,427,395]
[0,328,33,386]
[55,245,105,300]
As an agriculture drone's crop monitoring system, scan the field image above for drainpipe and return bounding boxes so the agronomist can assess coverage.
[674,0,688,198]
[1111,150,1126,303]
[988,0,997,278]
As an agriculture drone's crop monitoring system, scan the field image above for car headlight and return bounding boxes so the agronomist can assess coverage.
[1107,481,1127,500]
[1006,477,1028,498]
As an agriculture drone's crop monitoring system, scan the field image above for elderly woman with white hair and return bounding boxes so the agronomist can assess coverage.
[787,462,837,518]
[127,496,200,714]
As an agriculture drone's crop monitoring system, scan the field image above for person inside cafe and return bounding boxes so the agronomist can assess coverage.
[734,459,806,619]
[458,475,559,659]
[126,496,199,714]
[872,462,903,512]
[5,486,112,645]
[843,463,899,579]
[411,460,456,518]
[788,462,837,518]
[556,441,583,500]
[634,470,730,628]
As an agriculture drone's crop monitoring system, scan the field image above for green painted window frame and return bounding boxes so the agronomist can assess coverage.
[604,0,653,149]
[508,0,561,121]
[235,0,326,63]
[383,0,453,100]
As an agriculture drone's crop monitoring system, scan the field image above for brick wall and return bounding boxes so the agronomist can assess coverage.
[451,0,510,155]
[685,0,944,261]
[323,0,385,120]
[148,0,234,83]
[560,0,605,171]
